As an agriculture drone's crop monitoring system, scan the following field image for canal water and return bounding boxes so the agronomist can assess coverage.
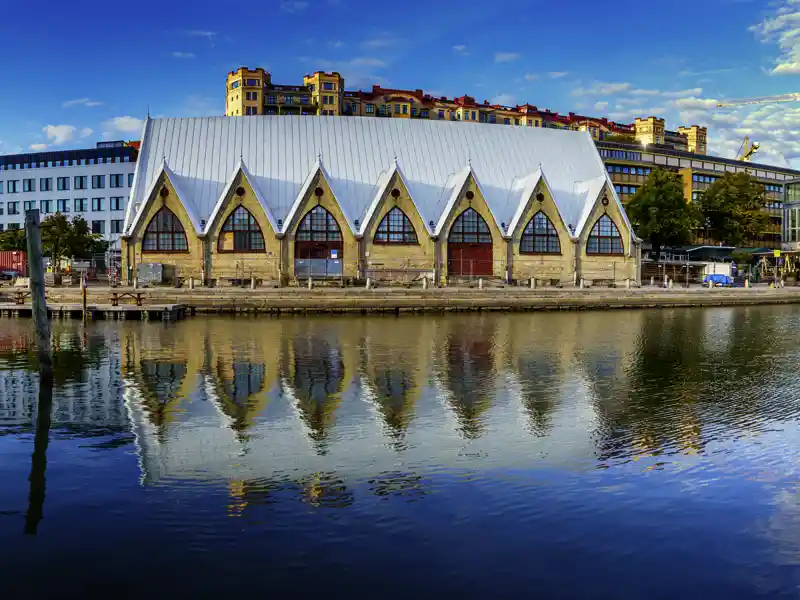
[2,308,800,597]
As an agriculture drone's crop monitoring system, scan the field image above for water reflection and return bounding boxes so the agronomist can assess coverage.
[4,310,800,594]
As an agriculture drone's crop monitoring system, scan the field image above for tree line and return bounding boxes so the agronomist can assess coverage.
[625,169,773,259]
[0,213,107,266]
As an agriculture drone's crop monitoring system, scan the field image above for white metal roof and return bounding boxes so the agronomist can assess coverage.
[124,115,627,239]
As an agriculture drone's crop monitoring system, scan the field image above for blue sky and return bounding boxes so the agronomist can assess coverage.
[1,0,798,167]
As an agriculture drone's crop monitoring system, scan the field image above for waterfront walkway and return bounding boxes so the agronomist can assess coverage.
[3,284,800,315]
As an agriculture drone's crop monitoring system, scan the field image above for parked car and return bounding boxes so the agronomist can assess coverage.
[0,270,21,281]
[703,274,733,287]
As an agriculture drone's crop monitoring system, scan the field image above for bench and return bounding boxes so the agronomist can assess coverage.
[14,290,49,305]
[109,291,146,307]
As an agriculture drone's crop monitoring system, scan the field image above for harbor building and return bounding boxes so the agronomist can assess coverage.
[0,141,139,246]
[121,115,640,287]
[225,67,799,250]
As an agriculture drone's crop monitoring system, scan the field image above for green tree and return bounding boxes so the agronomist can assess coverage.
[0,229,26,251]
[625,168,699,260]
[696,172,770,247]
[40,214,102,270]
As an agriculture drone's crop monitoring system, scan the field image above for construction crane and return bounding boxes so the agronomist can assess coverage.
[737,137,759,162]
[716,93,800,108]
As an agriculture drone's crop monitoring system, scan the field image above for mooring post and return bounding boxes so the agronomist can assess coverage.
[422,276,429,291]
[25,210,51,373]
[478,278,484,290]
[81,271,88,322]
[650,276,654,287]
[708,279,713,289]
[189,277,195,290]
[530,277,536,289]
[745,278,750,288]
[308,277,313,290]
[366,277,372,290]
[250,276,256,290]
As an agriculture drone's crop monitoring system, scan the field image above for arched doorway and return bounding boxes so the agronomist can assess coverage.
[447,208,493,277]
[294,205,343,278]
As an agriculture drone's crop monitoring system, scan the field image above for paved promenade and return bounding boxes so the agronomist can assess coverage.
[8,284,800,314]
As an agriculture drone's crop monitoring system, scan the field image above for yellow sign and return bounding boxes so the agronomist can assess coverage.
[774,250,781,258]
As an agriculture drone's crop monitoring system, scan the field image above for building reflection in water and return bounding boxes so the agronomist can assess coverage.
[4,308,800,518]
[438,318,497,439]
[281,325,346,452]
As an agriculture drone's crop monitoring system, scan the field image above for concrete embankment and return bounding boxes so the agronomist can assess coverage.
[17,286,800,315]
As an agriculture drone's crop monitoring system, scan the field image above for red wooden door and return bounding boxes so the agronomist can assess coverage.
[448,243,493,276]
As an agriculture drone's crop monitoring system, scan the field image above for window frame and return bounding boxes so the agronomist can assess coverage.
[217,205,266,253]
[586,214,624,256]
[520,211,561,255]
[448,208,492,244]
[373,207,419,245]
[296,205,342,243]
[142,207,189,253]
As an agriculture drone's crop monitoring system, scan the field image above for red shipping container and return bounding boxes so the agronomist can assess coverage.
[0,250,28,275]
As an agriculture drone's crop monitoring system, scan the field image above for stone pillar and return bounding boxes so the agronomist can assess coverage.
[366,277,372,290]
[625,278,631,289]
[250,277,256,290]
[708,279,713,289]
[308,277,313,290]
[579,278,585,289]
[668,279,673,289]
[189,277,195,290]
[745,278,750,288]
[530,277,536,289]
[650,277,654,287]
[422,277,429,290]
[478,278,484,290]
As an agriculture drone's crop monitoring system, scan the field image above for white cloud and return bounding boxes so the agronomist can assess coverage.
[183,30,217,39]
[452,44,468,55]
[630,88,660,96]
[280,0,309,12]
[171,51,195,58]
[571,81,632,96]
[491,93,516,106]
[42,124,76,145]
[79,128,93,138]
[30,143,48,151]
[674,96,720,110]
[607,107,666,122]
[62,97,103,108]
[104,116,144,134]
[348,57,386,67]
[494,52,521,63]
[548,71,568,78]
[661,87,704,98]
[594,101,609,111]
[523,73,538,81]
[328,40,344,49]
[362,32,402,49]
[749,1,800,75]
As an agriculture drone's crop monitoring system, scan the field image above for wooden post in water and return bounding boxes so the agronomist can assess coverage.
[24,209,54,535]
[25,210,51,372]
[81,271,88,321]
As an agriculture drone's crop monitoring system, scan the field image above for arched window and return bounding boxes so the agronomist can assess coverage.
[142,208,188,252]
[448,208,492,243]
[521,211,561,254]
[297,206,342,241]
[587,215,624,255]
[374,208,418,244]
[218,206,265,252]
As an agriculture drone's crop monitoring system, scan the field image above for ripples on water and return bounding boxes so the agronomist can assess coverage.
[3,308,800,597]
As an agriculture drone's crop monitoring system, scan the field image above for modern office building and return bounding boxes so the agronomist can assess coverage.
[121,115,640,287]
[0,141,139,246]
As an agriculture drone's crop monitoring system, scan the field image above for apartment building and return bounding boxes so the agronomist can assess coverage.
[225,67,707,153]
[0,141,138,245]
[225,66,797,250]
